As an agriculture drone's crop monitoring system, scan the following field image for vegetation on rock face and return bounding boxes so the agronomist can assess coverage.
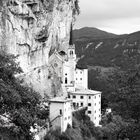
[42,0,55,12]
[73,0,80,16]
[0,53,49,140]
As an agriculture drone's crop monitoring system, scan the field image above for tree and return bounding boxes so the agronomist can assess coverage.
[0,53,49,139]
[108,67,140,121]
[107,66,140,139]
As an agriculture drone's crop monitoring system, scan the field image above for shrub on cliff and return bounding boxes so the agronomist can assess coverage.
[0,53,49,140]
[73,0,80,16]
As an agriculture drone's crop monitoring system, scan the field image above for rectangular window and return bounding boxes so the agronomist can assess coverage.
[88,103,91,106]
[68,94,70,98]
[73,95,76,99]
[65,77,67,84]
[88,111,91,114]
[80,96,84,99]
[60,109,62,115]
[81,102,83,106]
[89,96,91,99]
[77,103,79,107]
[95,96,96,99]
[80,78,82,80]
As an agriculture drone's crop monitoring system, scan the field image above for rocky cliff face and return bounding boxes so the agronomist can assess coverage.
[0,0,78,97]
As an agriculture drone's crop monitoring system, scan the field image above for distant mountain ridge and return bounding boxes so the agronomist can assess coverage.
[73,27,140,70]
[73,27,118,41]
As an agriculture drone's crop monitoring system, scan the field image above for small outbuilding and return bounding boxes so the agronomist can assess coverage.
[49,97,72,132]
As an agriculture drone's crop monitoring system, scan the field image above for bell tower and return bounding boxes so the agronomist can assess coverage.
[62,23,76,92]
[67,45,76,60]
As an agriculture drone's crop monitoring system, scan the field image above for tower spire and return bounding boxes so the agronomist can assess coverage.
[69,23,73,45]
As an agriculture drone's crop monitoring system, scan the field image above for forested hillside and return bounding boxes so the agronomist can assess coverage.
[73,27,140,140]
[74,28,140,69]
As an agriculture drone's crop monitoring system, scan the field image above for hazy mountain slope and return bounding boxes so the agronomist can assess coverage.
[74,28,140,70]
[73,27,118,41]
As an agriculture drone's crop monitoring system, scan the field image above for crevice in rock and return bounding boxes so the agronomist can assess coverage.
[24,1,39,14]
[8,7,35,21]
[35,26,49,42]
[6,15,20,32]
[7,0,18,7]
[17,43,31,51]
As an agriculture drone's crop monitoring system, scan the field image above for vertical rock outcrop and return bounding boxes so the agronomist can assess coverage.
[0,0,78,97]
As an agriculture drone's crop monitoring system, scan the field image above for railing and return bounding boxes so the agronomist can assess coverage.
[50,115,62,124]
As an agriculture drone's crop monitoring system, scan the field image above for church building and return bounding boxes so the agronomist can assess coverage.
[49,43,102,126]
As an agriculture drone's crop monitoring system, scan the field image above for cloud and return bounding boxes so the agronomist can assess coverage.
[75,0,140,34]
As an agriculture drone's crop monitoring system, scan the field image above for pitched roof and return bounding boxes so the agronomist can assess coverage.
[49,97,72,103]
[69,88,101,95]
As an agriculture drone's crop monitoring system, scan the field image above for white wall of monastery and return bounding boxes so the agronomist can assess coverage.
[49,100,72,132]
[75,69,88,89]
[86,94,101,126]
[69,93,101,126]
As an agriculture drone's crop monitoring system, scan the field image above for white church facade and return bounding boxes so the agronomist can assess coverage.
[48,44,102,131]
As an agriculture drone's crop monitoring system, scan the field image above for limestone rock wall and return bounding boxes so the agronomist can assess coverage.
[0,0,78,97]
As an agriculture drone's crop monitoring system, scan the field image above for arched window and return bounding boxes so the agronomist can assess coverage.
[65,77,67,84]
[70,50,73,55]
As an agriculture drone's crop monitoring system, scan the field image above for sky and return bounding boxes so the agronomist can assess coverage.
[74,0,140,34]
